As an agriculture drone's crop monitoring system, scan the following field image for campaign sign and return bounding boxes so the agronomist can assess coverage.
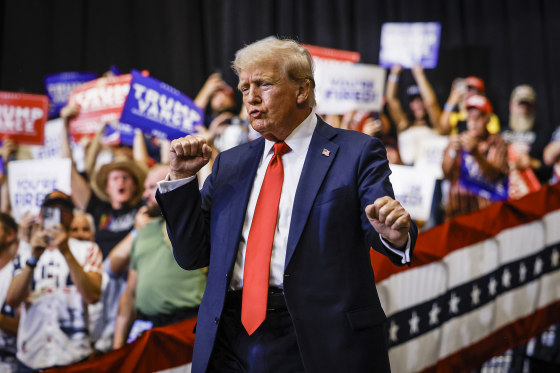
[28,118,88,173]
[414,134,449,179]
[459,149,508,201]
[29,118,65,159]
[0,91,49,145]
[507,144,541,200]
[44,71,98,117]
[303,43,361,62]
[397,126,440,166]
[120,71,202,140]
[67,74,132,141]
[103,121,136,146]
[389,164,436,222]
[8,158,71,222]
[314,59,386,114]
[379,22,442,69]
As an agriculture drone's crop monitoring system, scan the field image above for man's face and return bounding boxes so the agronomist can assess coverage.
[142,167,169,214]
[106,169,137,205]
[69,214,93,241]
[239,63,302,141]
[510,99,536,132]
[466,108,489,138]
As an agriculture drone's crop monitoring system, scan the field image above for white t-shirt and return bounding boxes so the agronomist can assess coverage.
[15,238,102,369]
[0,243,20,372]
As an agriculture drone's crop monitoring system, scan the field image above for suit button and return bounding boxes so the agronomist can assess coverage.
[214,317,219,324]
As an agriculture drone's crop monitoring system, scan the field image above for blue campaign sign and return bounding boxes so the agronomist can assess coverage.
[379,22,442,69]
[120,71,202,141]
[459,149,508,202]
[44,72,98,117]
[103,122,136,146]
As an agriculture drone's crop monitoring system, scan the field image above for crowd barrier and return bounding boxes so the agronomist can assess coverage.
[47,184,560,373]
[373,183,560,372]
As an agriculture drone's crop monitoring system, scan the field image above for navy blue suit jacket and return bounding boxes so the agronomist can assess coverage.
[157,116,417,372]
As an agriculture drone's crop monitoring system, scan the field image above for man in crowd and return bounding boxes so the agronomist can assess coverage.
[442,95,509,219]
[6,191,102,371]
[157,38,417,373]
[112,165,206,349]
[60,105,148,259]
[440,75,501,135]
[0,212,19,372]
[501,84,552,183]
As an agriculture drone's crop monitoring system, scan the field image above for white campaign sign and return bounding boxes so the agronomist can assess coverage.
[389,164,436,222]
[397,126,441,166]
[379,22,442,68]
[314,58,386,114]
[414,135,449,179]
[29,118,86,173]
[30,118,64,159]
[8,158,72,222]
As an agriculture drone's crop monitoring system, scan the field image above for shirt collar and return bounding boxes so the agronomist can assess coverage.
[262,111,317,158]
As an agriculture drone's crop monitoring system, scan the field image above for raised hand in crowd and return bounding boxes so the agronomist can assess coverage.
[362,115,388,137]
[459,131,479,154]
[0,137,17,164]
[17,211,38,244]
[197,112,235,143]
[194,72,233,111]
[410,64,442,133]
[385,64,408,133]
[385,64,441,134]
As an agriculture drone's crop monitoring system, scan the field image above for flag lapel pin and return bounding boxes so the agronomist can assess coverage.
[322,148,330,157]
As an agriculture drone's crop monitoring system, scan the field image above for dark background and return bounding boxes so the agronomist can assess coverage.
[1,0,559,140]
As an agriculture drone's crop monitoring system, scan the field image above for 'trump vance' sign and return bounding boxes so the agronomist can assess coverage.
[0,91,49,145]
[67,74,132,141]
[120,70,202,140]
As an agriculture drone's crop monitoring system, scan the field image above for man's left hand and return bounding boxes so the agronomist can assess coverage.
[365,196,411,248]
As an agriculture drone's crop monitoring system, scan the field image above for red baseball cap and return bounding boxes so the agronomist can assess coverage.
[465,94,493,114]
[465,76,485,93]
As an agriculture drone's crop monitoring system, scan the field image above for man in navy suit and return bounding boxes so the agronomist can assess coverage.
[157,38,417,373]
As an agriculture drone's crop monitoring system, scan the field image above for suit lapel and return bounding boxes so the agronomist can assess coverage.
[285,118,338,268]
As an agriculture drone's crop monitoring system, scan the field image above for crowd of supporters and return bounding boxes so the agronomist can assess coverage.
[0,62,559,372]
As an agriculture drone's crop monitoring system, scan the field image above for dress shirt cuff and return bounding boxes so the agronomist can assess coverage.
[379,233,411,265]
[157,174,197,193]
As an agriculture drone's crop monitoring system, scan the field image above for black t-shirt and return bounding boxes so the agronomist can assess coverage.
[86,192,143,258]
[501,126,553,182]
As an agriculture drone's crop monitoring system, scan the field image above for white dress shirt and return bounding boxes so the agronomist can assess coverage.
[158,112,410,290]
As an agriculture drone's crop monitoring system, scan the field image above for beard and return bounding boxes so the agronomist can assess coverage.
[146,203,162,217]
[510,113,535,133]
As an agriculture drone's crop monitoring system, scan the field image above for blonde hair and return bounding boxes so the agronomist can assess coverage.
[232,38,316,108]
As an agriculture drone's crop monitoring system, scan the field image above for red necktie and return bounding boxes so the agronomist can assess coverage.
[241,141,291,335]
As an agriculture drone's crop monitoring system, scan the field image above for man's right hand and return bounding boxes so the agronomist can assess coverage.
[169,135,213,180]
